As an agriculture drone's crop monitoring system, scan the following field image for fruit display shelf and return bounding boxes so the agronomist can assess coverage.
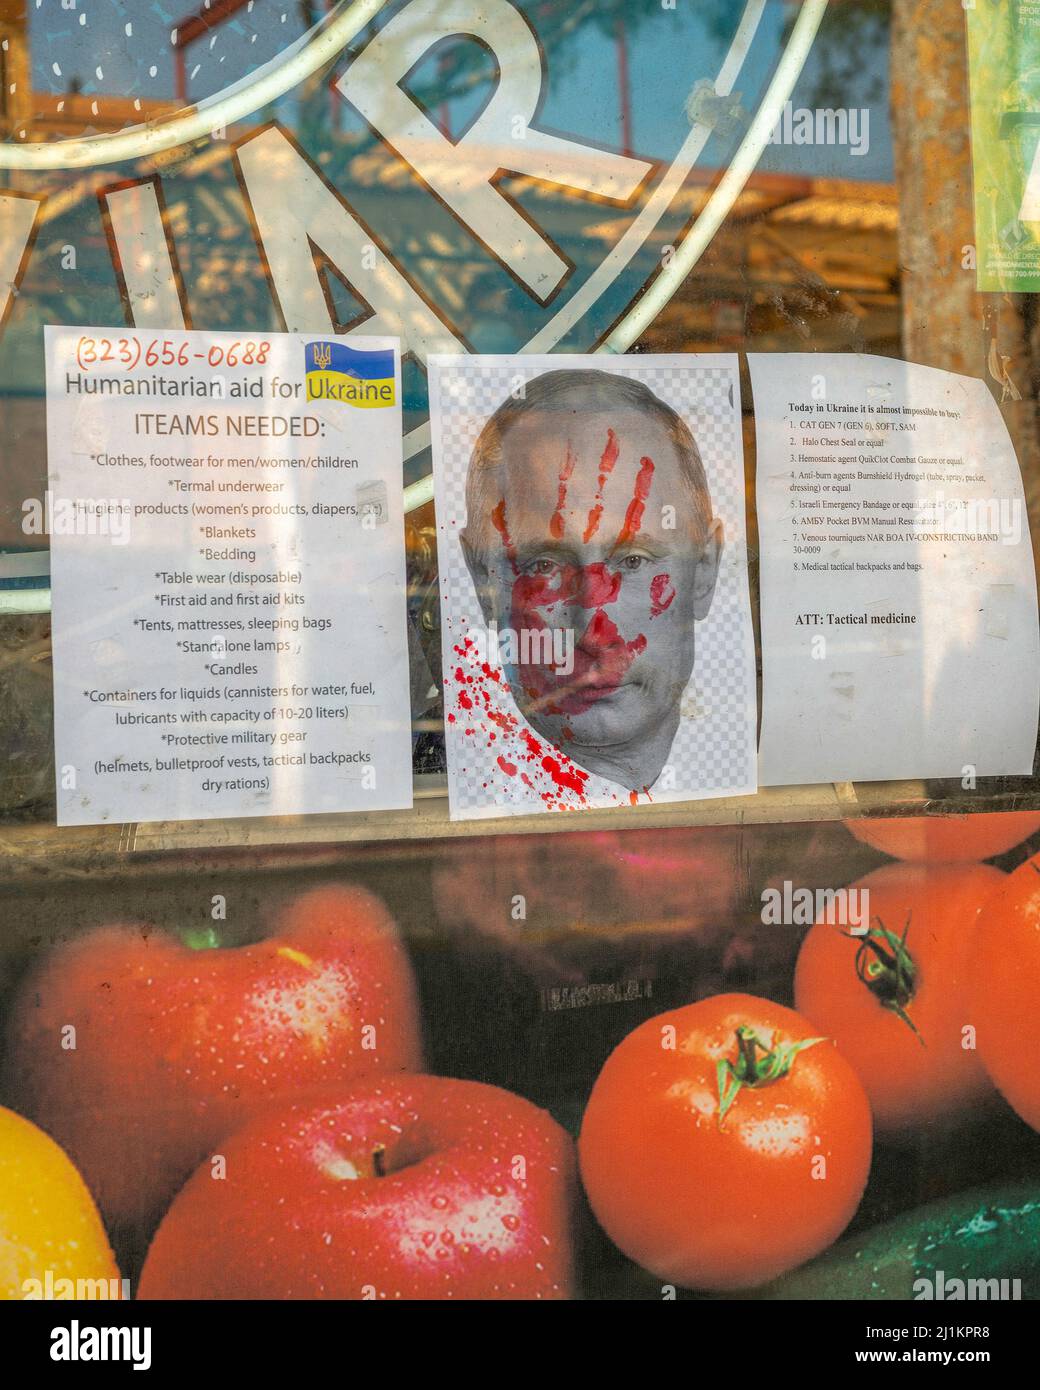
[3,812,1040,1299]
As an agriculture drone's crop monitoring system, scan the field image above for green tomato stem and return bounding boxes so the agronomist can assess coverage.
[853,914,925,1046]
[716,1025,826,1127]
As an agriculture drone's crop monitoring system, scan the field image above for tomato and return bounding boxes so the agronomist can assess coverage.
[845,811,1040,864]
[578,994,872,1290]
[972,851,1040,1132]
[0,1105,121,1300]
[794,862,1004,1131]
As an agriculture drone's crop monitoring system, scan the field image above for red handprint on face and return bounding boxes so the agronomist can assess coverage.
[448,427,682,809]
[582,428,620,543]
[492,430,670,715]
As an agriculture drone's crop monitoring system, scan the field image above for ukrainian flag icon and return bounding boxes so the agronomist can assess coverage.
[304,341,396,408]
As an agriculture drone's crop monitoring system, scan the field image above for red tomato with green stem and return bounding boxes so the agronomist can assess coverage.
[578,994,872,1290]
[794,862,1003,1132]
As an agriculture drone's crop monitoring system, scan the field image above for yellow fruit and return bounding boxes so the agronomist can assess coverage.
[0,1105,122,1300]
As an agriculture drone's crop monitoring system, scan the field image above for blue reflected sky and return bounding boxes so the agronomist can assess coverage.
[23,0,891,180]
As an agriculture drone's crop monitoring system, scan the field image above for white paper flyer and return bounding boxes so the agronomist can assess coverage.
[752,353,1040,787]
[46,327,413,825]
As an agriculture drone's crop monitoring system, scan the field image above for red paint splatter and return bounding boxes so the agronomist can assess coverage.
[582,429,620,543]
[549,443,577,540]
[447,634,603,809]
[616,456,655,547]
[650,573,676,619]
[521,728,542,758]
[541,755,588,797]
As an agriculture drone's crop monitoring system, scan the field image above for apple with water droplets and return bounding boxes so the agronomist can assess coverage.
[2,885,423,1236]
[138,1075,575,1299]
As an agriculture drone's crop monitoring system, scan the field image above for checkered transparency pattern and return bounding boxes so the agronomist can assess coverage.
[429,354,758,819]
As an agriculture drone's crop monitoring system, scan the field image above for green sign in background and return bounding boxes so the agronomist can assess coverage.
[967,0,1040,291]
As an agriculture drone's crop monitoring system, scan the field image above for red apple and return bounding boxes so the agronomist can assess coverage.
[2,885,422,1234]
[138,1075,575,1299]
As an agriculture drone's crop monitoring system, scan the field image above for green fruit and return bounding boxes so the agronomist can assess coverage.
[758,1184,1040,1300]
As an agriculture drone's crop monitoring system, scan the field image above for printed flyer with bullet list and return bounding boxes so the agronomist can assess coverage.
[752,353,1040,788]
[45,327,413,826]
